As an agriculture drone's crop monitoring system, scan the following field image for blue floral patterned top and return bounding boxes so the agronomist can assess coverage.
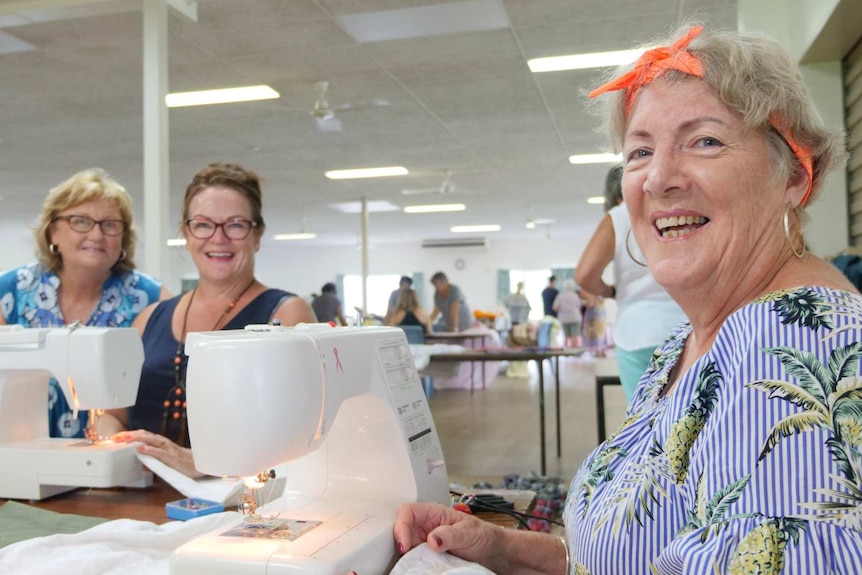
[0,263,161,438]
[564,286,862,574]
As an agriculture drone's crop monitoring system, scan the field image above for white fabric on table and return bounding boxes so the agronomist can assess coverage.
[390,543,495,575]
[136,452,245,505]
[410,344,466,371]
[422,327,502,390]
[0,511,241,575]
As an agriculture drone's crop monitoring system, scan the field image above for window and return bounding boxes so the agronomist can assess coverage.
[343,274,401,321]
[508,269,552,320]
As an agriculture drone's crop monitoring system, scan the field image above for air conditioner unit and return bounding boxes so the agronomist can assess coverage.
[421,237,488,249]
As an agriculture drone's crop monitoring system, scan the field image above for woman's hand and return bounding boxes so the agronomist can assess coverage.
[394,503,503,567]
[112,429,203,479]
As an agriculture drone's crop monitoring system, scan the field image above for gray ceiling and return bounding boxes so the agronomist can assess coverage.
[0,0,737,247]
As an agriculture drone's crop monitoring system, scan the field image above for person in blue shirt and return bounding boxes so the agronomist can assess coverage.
[0,168,170,439]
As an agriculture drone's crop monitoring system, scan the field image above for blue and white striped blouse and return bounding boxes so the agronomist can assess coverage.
[564,286,862,574]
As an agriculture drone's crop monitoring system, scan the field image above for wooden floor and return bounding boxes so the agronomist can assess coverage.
[427,354,629,488]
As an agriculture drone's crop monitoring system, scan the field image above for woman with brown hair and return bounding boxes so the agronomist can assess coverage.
[112,162,316,477]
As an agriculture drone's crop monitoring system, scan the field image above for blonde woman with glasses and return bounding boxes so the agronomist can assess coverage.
[0,168,170,439]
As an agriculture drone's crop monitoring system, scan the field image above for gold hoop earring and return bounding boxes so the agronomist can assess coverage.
[783,205,806,259]
[625,228,648,267]
[118,249,127,262]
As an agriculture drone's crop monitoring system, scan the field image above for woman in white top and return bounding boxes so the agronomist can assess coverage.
[576,166,686,400]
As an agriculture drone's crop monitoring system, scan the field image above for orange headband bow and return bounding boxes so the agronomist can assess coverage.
[588,25,704,112]
[589,25,814,205]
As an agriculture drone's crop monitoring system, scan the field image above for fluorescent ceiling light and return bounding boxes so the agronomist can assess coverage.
[587,196,605,205]
[526,217,556,228]
[324,166,408,179]
[569,153,622,165]
[336,0,508,44]
[528,49,643,73]
[404,203,466,214]
[328,200,401,214]
[167,238,187,247]
[273,233,317,241]
[166,85,279,108]
[451,225,500,233]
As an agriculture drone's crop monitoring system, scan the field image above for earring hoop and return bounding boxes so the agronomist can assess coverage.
[625,228,648,267]
[49,243,59,255]
[783,205,806,259]
[118,249,127,262]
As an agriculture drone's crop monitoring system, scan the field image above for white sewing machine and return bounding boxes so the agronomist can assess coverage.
[171,324,449,574]
[0,325,149,500]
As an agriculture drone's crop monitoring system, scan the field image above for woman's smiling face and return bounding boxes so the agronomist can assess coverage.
[621,77,790,295]
[183,185,261,283]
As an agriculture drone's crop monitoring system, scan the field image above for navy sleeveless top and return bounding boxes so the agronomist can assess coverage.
[129,288,294,444]
[398,311,423,327]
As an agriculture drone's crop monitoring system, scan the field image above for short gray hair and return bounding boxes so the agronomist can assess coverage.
[594,24,846,208]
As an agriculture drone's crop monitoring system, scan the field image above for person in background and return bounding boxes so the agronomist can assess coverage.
[311,282,347,325]
[429,271,472,332]
[503,281,531,325]
[112,162,316,477]
[396,24,862,573]
[385,275,413,324]
[385,288,431,334]
[0,168,169,439]
[540,275,558,317]
[830,247,862,292]
[580,290,607,357]
[576,164,686,401]
[552,279,582,348]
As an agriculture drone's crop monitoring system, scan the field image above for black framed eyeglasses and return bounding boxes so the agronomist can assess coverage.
[52,214,125,236]
[185,217,257,240]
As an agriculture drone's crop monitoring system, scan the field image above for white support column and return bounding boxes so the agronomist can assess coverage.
[360,197,369,315]
[142,0,170,282]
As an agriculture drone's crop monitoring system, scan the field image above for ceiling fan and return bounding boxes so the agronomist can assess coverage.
[309,81,389,132]
[401,170,456,196]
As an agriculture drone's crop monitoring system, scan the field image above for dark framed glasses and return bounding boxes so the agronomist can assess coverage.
[52,214,125,236]
[185,217,257,240]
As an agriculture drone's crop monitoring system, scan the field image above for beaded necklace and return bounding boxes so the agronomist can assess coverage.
[162,278,256,445]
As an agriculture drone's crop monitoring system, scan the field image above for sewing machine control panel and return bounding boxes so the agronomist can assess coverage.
[376,336,437,458]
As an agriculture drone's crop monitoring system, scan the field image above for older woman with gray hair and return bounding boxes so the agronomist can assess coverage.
[393,24,862,573]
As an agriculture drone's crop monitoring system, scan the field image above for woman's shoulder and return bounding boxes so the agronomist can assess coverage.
[732,286,861,331]
[110,269,162,292]
[0,263,50,294]
[713,286,862,367]
[0,262,45,281]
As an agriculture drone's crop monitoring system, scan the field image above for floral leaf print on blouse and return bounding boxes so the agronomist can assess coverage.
[594,437,672,535]
[678,472,754,542]
[757,287,833,331]
[747,344,862,484]
[664,361,723,484]
[726,517,806,575]
[805,470,862,531]
[574,445,627,518]
[643,324,689,400]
